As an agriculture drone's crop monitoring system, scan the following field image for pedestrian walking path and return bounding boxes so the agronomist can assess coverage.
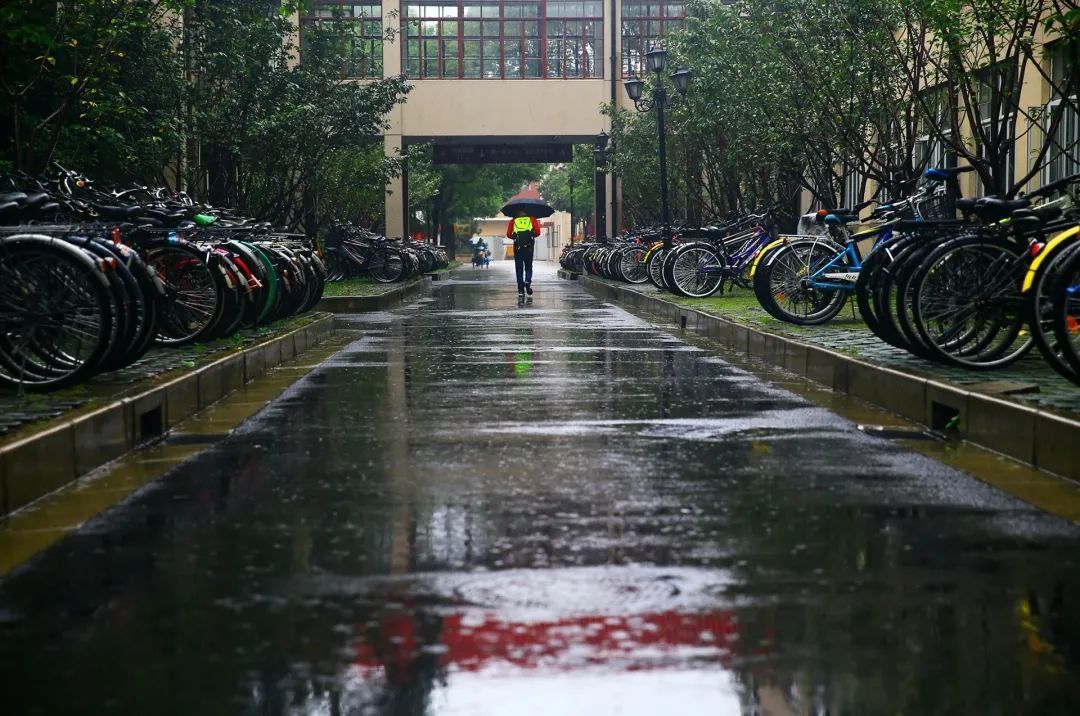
[3,261,1080,715]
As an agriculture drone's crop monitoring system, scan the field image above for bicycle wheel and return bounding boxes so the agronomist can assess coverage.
[877,239,938,357]
[370,249,405,283]
[1024,228,1080,381]
[911,237,1031,369]
[146,243,225,345]
[664,244,726,298]
[207,252,247,339]
[753,240,847,325]
[646,247,667,288]
[112,242,161,368]
[1050,247,1080,381]
[619,245,650,284]
[300,251,326,311]
[0,235,115,390]
[31,236,131,376]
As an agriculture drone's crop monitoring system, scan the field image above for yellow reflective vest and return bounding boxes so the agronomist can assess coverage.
[513,216,534,234]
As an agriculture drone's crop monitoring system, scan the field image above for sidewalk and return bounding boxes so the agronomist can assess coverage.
[570,272,1080,479]
[0,312,328,441]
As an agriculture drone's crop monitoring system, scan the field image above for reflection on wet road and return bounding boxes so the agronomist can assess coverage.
[3,262,1080,715]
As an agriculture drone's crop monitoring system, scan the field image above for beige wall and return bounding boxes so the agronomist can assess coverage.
[386,79,620,238]
[389,80,611,138]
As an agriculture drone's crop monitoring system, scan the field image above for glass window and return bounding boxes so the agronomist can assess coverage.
[401,0,600,79]
[545,0,602,78]
[300,1,384,79]
[1043,43,1079,185]
[973,66,1016,194]
[621,0,685,76]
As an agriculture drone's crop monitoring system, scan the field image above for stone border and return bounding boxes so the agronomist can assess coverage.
[578,275,1080,481]
[0,315,335,517]
[316,275,432,313]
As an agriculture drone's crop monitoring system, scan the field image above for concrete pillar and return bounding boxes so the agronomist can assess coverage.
[382,0,405,238]
[382,0,402,76]
[385,134,405,239]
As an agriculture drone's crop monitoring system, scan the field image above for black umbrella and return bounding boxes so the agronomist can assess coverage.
[500,197,555,218]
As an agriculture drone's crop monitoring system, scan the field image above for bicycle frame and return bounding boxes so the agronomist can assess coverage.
[690,227,771,279]
[805,226,892,292]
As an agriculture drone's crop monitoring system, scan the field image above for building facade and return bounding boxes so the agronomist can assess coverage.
[297,3,1076,229]
[298,0,687,238]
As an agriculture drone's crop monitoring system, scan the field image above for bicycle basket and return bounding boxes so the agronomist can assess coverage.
[916,192,955,220]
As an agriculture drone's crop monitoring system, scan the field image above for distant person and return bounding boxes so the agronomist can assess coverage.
[506,210,540,299]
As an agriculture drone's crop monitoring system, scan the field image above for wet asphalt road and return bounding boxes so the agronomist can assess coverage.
[3,262,1080,715]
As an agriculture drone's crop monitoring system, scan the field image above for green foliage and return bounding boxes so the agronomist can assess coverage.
[183,1,410,231]
[1,0,408,231]
[315,145,402,231]
[610,0,1066,219]
[1,0,190,177]
[538,145,596,228]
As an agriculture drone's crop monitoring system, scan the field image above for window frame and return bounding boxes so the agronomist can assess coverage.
[402,0,603,79]
[972,66,1017,195]
[915,86,957,175]
[621,0,686,77]
[300,1,385,79]
[1042,44,1080,186]
[841,164,862,209]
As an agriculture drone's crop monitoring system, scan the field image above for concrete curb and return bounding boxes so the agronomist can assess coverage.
[0,315,336,517]
[316,276,432,313]
[576,275,1080,481]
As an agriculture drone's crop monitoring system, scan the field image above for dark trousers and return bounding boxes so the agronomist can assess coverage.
[514,247,534,291]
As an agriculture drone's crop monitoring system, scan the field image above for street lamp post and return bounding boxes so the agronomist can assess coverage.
[567,174,577,246]
[624,47,691,251]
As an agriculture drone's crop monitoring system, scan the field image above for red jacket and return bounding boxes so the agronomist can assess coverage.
[506,216,541,238]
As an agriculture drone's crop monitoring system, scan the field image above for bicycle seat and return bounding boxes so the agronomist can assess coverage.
[0,200,19,215]
[0,192,27,203]
[824,212,860,225]
[924,166,976,181]
[956,198,978,214]
[972,196,1029,223]
[97,204,143,220]
[20,192,51,209]
[1012,205,1063,223]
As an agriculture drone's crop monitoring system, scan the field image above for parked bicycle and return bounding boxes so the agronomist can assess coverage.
[0,167,326,390]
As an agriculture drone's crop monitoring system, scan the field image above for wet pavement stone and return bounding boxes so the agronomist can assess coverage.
[0,313,326,440]
[2,264,1080,715]
[602,277,1080,417]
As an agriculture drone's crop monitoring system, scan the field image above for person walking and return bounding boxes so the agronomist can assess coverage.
[506,210,540,299]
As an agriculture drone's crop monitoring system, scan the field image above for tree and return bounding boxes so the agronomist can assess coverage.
[884,0,1065,195]
[1,0,188,179]
[538,145,596,236]
[181,0,410,231]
